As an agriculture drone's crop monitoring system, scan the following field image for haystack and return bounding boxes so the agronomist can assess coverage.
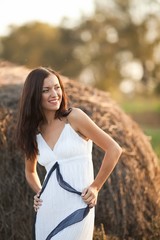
[0,62,160,240]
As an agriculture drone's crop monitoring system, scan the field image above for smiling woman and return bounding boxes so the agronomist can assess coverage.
[41,75,63,112]
[16,66,122,240]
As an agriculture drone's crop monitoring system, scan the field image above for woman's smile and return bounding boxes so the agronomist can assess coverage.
[48,98,59,104]
[41,74,62,112]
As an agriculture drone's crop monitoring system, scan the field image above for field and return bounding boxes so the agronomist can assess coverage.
[119,97,160,161]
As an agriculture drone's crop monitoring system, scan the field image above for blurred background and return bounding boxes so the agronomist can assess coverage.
[0,0,160,159]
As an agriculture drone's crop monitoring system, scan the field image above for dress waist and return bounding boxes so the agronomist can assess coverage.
[45,154,92,172]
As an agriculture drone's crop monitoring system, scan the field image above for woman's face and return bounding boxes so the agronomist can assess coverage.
[41,74,62,113]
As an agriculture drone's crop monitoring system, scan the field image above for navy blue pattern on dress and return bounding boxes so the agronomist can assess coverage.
[33,162,90,240]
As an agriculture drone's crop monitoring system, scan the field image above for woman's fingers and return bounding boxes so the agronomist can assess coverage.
[33,193,43,211]
[81,188,88,197]
[89,201,96,208]
[81,186,98,208]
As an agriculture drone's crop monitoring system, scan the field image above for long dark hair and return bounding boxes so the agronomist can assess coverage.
[16,67,71,161]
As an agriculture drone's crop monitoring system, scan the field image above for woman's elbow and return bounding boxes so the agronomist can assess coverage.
[108,142,122,164]
[114,143,122,162]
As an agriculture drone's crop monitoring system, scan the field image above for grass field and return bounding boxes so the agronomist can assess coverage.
[119,96,160,162]
[143,127,160,160]
[119,97,160,113]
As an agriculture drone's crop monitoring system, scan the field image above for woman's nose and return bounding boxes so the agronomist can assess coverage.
[51,88,57,97]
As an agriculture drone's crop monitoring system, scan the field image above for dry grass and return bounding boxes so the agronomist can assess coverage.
[0,62,160,239]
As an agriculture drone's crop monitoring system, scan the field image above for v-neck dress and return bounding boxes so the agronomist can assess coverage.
[35,123,95,240]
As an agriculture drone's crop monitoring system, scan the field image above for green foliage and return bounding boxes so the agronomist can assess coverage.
[119,96,160,161]
[155,82,160,95]
[1,0,160,93]
[0,22,83,78]
[119,97,160,113]
[144,128,160,160]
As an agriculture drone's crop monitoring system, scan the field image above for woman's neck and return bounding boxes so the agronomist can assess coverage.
[43,110,56,125]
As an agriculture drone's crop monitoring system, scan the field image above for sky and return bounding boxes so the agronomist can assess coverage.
[0,0,95,36]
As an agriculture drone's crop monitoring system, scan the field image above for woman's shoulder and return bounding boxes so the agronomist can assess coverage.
[67,107,85,120]
[67,107,91,129]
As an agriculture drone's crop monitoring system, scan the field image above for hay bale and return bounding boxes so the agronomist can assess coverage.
[0,62,160,240]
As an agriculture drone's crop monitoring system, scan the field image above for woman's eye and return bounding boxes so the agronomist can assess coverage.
[42,89,49,93]
[55,86,61,90]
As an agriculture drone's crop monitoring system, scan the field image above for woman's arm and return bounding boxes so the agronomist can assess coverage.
[68,108,122,207]
[25,157,42,194]
[25,157,43,211]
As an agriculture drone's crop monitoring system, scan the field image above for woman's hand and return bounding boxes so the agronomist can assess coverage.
[33,192,43,212]
[81,186,98,208]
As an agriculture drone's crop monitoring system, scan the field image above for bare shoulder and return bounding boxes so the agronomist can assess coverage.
[68,107,90,122]
[68,107,85,119]
[67,107,90,131]
[67,108,122,153]
[68,107,95,132]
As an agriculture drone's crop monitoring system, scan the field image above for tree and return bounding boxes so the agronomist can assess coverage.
[1,0,160,94]
[72,0,160,93]
[0,22,83,78]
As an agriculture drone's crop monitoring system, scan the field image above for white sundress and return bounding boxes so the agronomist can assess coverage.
[34,123,95,240]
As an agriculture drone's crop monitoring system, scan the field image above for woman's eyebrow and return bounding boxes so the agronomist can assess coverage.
[42,86,49,89]
[43,83,60,88]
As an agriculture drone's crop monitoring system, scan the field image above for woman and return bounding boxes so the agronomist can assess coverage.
[16,67,122,240]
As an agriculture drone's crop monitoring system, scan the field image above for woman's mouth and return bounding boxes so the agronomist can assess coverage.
[48,98,59,104]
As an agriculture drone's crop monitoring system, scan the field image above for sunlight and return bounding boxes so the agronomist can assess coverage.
[0,0,94,36]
